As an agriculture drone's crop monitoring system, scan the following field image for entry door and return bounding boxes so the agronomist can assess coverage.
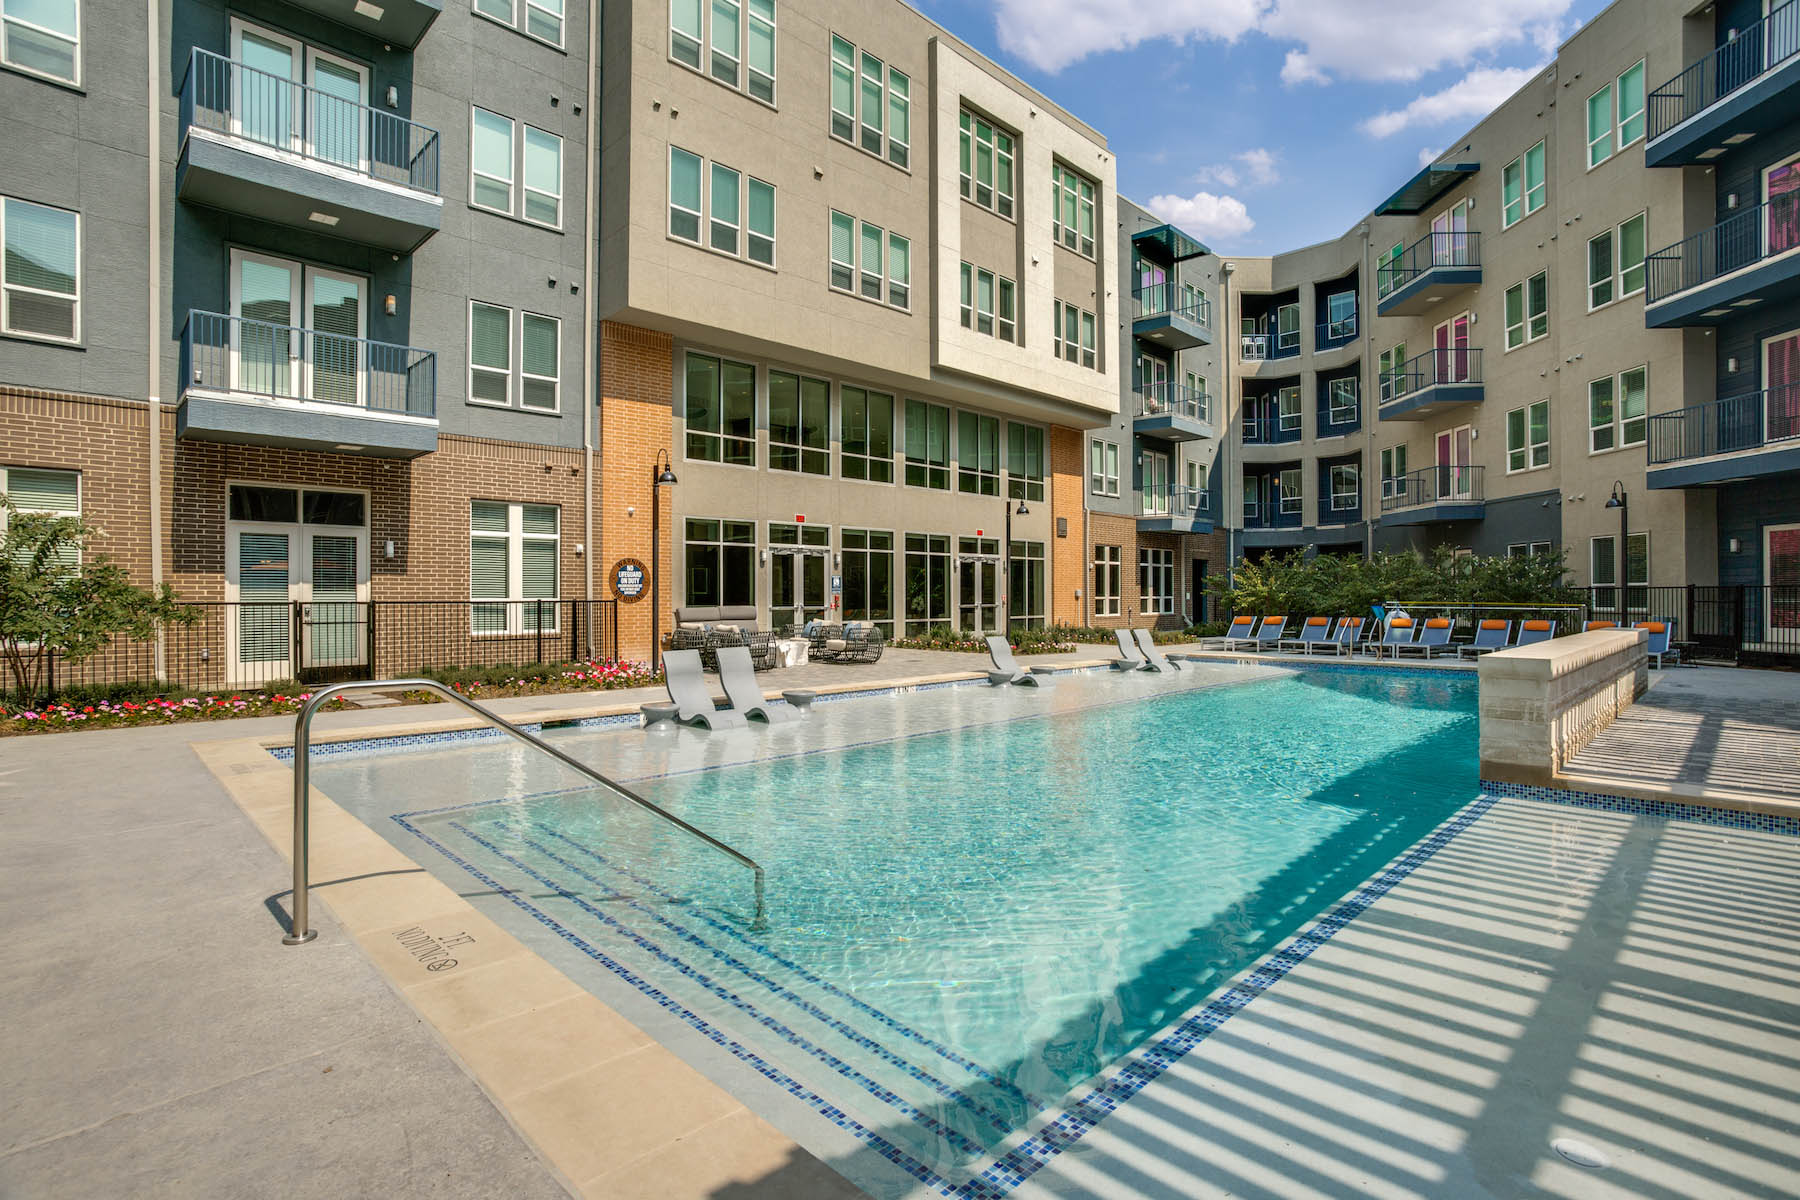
[1141,449,1170,515]
[1136,351,1170,410]
[1435,425,1473,499]
[957,554,999,633]
[1768,524,1800,642]
[306,51,369,171]
[230,20,367,168]
[231,252,300,398]
[1766,153,1800,259]
[1431,199,1471,265]
[227,524,368,682]
[1190,558,1207,625]
[304,269,366,406]
[770,551,827,630]
[1434,312,1472,383]
[1765,328,1800,441]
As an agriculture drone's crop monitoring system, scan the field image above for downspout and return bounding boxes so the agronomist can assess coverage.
[147,0,163,591]
[581,0,600,639]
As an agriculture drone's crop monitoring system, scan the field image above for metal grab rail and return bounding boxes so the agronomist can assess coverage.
[284,679,767,945]
[182,309,437,417]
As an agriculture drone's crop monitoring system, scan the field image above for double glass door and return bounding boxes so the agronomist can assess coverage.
[956,537,1001,634]
[228,523,368,684]
[231,250,366,405]
[1435,425,1475,499]
[770,551,828,630]
[1434,313,1472,383]
[231,20,369,171]
[1431,199,1472,265]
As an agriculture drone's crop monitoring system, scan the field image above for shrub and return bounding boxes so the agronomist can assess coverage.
[1211,546,1579,618]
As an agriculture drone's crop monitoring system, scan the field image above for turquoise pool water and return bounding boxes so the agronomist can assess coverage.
[348,669,1479,1192]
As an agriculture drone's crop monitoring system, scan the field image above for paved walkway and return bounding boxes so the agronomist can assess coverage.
[1562,666,1800,805]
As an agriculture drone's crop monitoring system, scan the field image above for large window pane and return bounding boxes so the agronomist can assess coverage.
[669,147,702,242]
[523,126,561,226]
[471,108,514,212]
[2,196,78,340]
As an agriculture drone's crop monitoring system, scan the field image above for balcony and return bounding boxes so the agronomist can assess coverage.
[1645,2,1800,167]
[1239,330,1300,363]
[1138,485,1213,534]
[1132,282,1213,350]
[1314,314,1358,352]
[277,0,442,48]
[1644,193,1800,327]
[177,49,442,253]
[1646,386,1800,488]
[176,310,438,458]
[1133,383,1213,442]
[1375,231,1482,316]
[1380,465,1484,526]
[1242,412,1302,446]
[1377,347,1484,421]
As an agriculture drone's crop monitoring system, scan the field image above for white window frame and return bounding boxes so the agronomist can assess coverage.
[521,124,562,229]
[519,311,560,412]
[1588,364,1648,454]
[470,499,561,636]
[1329,464,1359,512]
[0,465,81,553]
[828,32,908,168]
[1586,79,1615,168]
[1052,162,1097,258]
[474,0,560,48]
[1327,376,1359,425]
[1277,384,1302,432]
[1501,139,1546,228]
[1090,438,1119,496]
[668,145,703,244]
[829,210,908,311]
[1380,444,1408,499]
[0,195,80,344]
[1586,213,1646,311]
[1505,270,1549,350]
[468,300,513,408]
[958,109,1016,220]
[2,0,80,86]
[1507,399,1551,473]
[1093,544,1120,617]
[1278,467,1302,515]
[1587,59,1646,169]
[469,107,516,216]
[523,0,563,47]
[1590,531,1649,597]
[1138,547,1173,615]
[667,146,774,268]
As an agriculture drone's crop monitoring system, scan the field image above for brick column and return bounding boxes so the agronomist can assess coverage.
[1049,424,1084,625]
[599,321,674,664]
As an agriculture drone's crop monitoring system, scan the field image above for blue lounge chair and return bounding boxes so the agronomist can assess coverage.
[1369,616,1416,658]
[717,645,801,723]
[1133,627,1179,672]
[1514,619,1556,647]
[1395,617,1456,659]
[1279,617,1334,652]
[1207,615,1259,650]
[1634,620,1678,668]
[1312,616,1364,656]
[986,635,1045,686]
[1247,616,1288,652]
[1112,627,1150,671]
[662,649,749,730]
[1457,619,1513,660]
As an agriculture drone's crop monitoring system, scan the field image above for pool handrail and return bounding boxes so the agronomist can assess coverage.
[284,678,768,945]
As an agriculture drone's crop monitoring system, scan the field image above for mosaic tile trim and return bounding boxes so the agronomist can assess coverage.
[1482,779,1800,837]
[1174,653,1477,681]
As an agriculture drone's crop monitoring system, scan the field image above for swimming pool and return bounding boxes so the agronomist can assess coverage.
[309,665,1480,1197]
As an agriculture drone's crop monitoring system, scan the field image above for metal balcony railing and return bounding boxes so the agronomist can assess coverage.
[1645,192,1800,304]
[1376,230,1482,299]
[1648,1,1800,141]
[1648,385,1800,464]
[1315,313,1358,347]
[1140,483,1208,519]
[1380,465,1484,514]
[1242,411,1303,444]
[1240,333,1268,361]
[1243,499,1303,530]
[181,309,437,417]
[1134,382,1212,424]
[1133,281,1212,331]
[1378,346,1484,405]
[180,47,441,194]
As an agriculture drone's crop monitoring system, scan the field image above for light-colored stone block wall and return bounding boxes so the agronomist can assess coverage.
[1478,628,1649,786]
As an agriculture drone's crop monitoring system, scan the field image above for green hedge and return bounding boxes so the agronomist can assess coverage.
[1211,546,1581,618]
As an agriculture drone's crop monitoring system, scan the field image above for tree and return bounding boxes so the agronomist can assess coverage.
[1209,546,1578,618]
[0,500,194,701]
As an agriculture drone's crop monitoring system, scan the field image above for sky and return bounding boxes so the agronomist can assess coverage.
[909,0,1617,255]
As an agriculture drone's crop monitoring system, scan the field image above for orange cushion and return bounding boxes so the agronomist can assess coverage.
[1587,621,1616,630]
[1638,621,1666,633]
[1306,617,1329,627]
[1480,619,1508,630]
[1524,620,1552,631]
[1343,618,1363,628]
[1390,617,1413,628]
[1267,615,1285,622]
[1426,618,1451,628]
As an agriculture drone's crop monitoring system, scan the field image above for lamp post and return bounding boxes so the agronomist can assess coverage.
[1604,480,1628,617]
[650,449,677,665]
[1003,496,1029,638]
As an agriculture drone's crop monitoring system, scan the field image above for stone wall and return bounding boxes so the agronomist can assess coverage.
[1478,628,1649,787]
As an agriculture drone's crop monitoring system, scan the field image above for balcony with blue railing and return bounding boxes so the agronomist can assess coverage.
[1646,1,1800,166]
[1377,347,1484,421]
[1243,499,1304,532]
[1646,385,1800,488]
[1242,409,1304,448]
[1380,465,1484,525]
[1644,192,1800,327]
[177,48,443,252]
[1239,328,1300,363]
[1132,281,1213,350]
[177,309,438,458]
[1138,484,1213,534]
[1314,312,1358,352]
[1132,382,1213,442]
[1375,230,1482,316]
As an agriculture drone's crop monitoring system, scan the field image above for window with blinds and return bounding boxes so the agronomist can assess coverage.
[469,301,511,405]
[0,466,81,567]
[521,313,559,411]
[2,0,78,84]
[828,210,910,311]
[2,197,79,343]
[469,499,560,634]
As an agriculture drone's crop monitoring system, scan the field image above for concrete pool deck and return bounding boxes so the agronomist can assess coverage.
[2,649,1797,1199]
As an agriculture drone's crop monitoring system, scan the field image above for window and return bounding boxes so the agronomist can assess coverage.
[1329,464,1359,512]
[1507,399,1550,472]
[523,126,562,227]
[709,0,740,86]
[1378,342,1407,404]
[1089,439,1119,496]
[1186,370,1211,423]
[1588,61,1645,168]
[1326,291,1356,339]
[960,263,1014,342]
[957,411,999,495]
[474,0,513,20]
[683,517,755,608]
[1,196,78,342]
[958,110,1015,219]
[827,213,906,309]
[1054,301,1098,368]
[1587,212,1646,309]
[745,0,774,102]
[1185,458,1208,510]
[1007,422,1045,503]
[829,35,907,167]
[470,501,559,634]
[468,301,511,405]
[1508,541,1555,558]
[520,313,559,410]
[1009,540,1046,629]
[1052,163,1097,257]
[684,352,756,465]
[1277,385,1302,432]
[467,303,557,412]
[887,233,910,309]
[841,528,894,636]
[667,147,775,266]
[1092,545,1120,617]
[1505,271,1549,349]
[1380,444,1408,498]
[1279,468,1302,515]
[1276,303,1300,353]
[1591,532,1649,611]
[840,386,894,482]
[768,370,828,474]
[470,108,515,214]
[1502,140,1546,227]
[475,0,561,46]
[2,0,78,83]
[1589,365,1647,453]
[1328,377,1358,425]
[1138,548,1173,615]
[1243,476,1259,521]
[904,398,950,489]
[903,533,951,634]
[0,465,80,568]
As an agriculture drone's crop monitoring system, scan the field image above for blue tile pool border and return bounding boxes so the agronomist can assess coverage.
[1481,779,1800,836]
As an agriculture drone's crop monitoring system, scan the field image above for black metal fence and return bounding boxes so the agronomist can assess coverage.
[1581,584,1800,664]
[17,599,621,701]
[1646,0,1800,142]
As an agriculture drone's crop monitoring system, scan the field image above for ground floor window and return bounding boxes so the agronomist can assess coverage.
[842,528,895,636]
[1508,541,1555,558]
[684,517,754,608]
[471,500,560,634]
[1139,547,1173,615]
[1591,531,1648,614]
[1093,544,1120,616]
[1329,464,1359,512]
[903,532,951,635]
[0,465,80,524]
[1008,540,1045,629]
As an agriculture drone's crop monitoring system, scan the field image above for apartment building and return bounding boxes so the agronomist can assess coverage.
[1080,197,1226,628]
[595,0,1119,654]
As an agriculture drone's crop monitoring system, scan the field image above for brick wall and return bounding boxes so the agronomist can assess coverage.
[1049,424,1083,625]
[598,321,675,662]
[1085,510,1229,631]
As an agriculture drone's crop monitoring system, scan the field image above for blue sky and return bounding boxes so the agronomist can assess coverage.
[911,0,1616,254]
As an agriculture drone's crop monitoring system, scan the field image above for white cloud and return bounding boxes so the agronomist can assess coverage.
[1194,147,1280,190]
[1359,66,1542,138]
[1418,146,1444,167]
[1145,191,1255,243]
[992,0,1571,83]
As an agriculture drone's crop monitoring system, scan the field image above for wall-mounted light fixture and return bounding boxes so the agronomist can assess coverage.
[384,294,397,316]
[384,539,395,559]
[385,84,398,108]
[1727,356,1740,373]
[1729,537,1741,553]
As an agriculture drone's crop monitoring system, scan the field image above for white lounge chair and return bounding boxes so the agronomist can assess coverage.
[1133,627,1179,672]
[662,649,749,730]
[716,645,801,722]
[985,635,1045,686]
[1112,628,1150,671]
